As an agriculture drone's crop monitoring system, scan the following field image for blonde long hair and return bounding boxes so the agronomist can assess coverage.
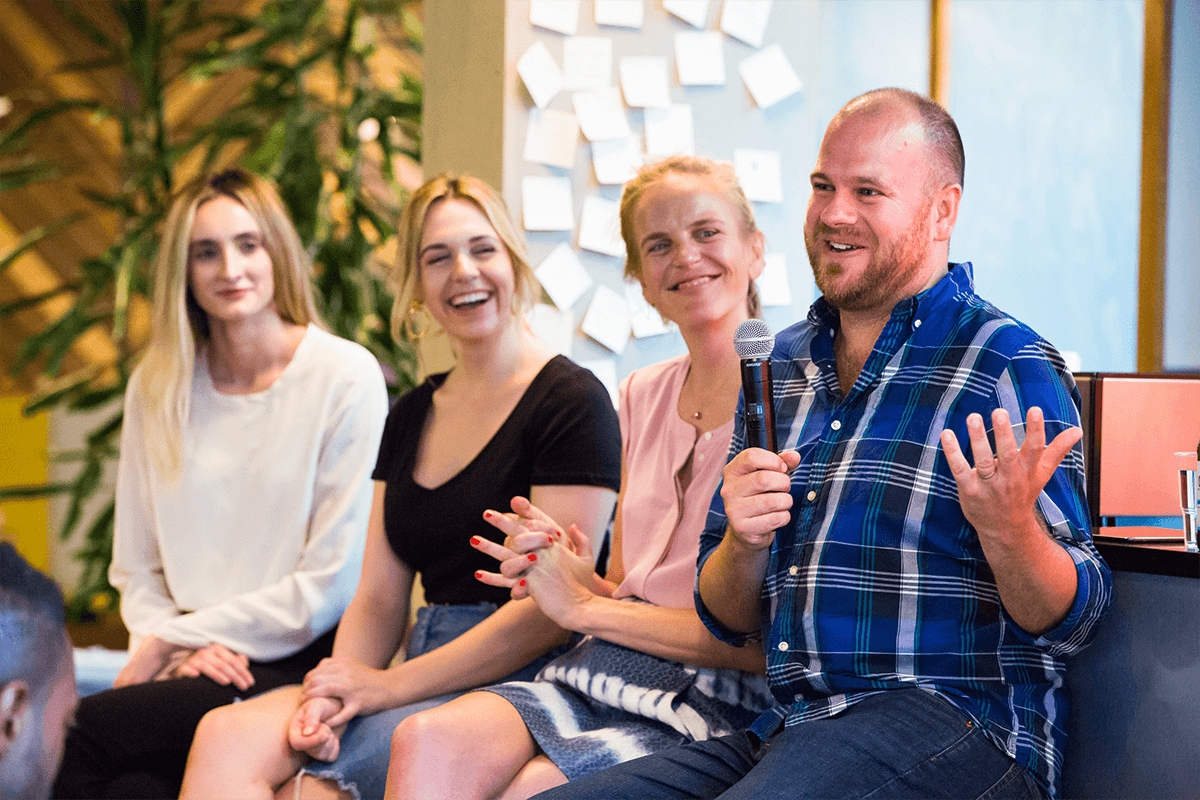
[135,169,320,478]
[390,174,536,343]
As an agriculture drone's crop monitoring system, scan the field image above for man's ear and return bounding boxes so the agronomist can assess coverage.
[0,681,31,759]
[931,183,961,243]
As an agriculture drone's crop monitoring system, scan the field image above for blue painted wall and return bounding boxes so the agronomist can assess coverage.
[949,0,1144,373]
[1165,0,1200,371]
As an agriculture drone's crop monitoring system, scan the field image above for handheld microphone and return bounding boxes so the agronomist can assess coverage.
[734,318,776,452]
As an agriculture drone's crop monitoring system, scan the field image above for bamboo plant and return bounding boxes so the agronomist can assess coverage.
[0,0,422,619]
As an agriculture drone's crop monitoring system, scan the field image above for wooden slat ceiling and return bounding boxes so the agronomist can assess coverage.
[0,0,422,395]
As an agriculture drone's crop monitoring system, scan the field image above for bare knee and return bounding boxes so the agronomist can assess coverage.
[390,707,452,768]
[196,701,250,742]
[182,687,306,798]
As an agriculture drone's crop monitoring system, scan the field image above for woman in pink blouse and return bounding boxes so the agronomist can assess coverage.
[384,156,776,799]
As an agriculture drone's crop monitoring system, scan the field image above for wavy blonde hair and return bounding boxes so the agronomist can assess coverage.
[390,174,536,343]
[135,169,320,478]
[619,155,762,318]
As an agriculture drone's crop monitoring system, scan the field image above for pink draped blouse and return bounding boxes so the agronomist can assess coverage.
[611,355,735,609]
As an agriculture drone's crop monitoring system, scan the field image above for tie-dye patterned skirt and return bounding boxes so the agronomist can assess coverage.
[480,634,774,780]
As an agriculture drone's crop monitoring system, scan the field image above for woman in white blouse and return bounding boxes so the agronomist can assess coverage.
[52,169,388,799]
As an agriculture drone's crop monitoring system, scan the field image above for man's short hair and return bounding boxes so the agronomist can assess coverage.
[844,87,966,191]
[0,543,69,698]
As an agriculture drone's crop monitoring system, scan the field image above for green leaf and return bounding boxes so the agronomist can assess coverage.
[14,306,110,375]
[84,410,125,447]
[0,162,60,195]
[23,364,106,415]
[79,500,116,549]
[112,246,137,341]
[60,458,104,542]
[51,0,119,50]
[0,482,74,501]
[0,284,81,316]
[0,100,104,153]
[0,214,86,275]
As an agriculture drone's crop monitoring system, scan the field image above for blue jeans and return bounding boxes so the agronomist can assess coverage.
[303,603,558,800]
[532,689,1047,800]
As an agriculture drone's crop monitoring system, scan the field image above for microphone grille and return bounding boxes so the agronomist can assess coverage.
[734,318,775,359]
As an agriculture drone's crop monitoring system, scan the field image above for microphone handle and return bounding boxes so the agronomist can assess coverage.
[740,358,776,452]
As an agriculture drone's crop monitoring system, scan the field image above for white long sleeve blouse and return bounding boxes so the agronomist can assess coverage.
[110,324,387,661]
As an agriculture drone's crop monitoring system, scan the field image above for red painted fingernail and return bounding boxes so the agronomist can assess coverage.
[519,579,527,587]
[470,537,480,546]
[475,571,483,580]
[527,553,537,562]
[483,511,493,519]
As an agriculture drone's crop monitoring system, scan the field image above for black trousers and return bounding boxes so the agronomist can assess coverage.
[52,627,336,800]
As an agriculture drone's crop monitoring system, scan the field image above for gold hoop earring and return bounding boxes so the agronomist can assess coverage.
[403,300,434,340]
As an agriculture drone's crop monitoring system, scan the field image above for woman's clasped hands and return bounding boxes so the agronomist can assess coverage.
[287,657,395,762]
[473,496,608,628]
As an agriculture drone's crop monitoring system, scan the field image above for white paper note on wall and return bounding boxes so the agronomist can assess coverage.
[582,285,632,354]
[675,31,726,86]
[663,0,710,28]
[522,176,575,231]
[734,148,783,203]
[530,0,580,35]
[591,136,642,185]
[563,36,614,90]
[619,56,671,108]
[578,195,626,258]
[524,109,580,169]
[526,302,576,356]
[720,0,772,48]
[535,242,594,309]
[738,44,802,109]
[595,0,644,29]
[517,42,564,109]
[573,87,632,141]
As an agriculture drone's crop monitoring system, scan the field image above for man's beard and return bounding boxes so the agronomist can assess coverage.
[805,198,933,313]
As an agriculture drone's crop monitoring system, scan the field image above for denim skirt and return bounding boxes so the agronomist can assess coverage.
[300,601,558,800]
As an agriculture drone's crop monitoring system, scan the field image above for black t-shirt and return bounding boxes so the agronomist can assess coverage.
[372,355,622,606]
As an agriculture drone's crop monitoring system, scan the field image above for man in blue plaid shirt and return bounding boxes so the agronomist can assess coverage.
[537,89,1111,800]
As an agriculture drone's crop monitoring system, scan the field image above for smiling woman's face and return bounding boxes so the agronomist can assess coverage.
[416,197,517,345]
[632,172,764,332]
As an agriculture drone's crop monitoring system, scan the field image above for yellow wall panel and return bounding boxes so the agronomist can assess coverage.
[0,395,50,570]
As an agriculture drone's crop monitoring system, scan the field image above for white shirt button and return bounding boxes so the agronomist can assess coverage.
[788,565,799,576]
[806,490,817,501]
[697,453,705,461]
[914,319,922,328]
[830,420,842,431]
[704,432,712,440]
[778,641,789,652]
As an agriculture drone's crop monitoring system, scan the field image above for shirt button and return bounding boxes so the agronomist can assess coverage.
[704,432,712,440]
[830,420,841,431]
[806,490,816,501]
[778,641,789,652]
[788,565,798,576]
[914,319,922,328]
[697,453,705,461]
